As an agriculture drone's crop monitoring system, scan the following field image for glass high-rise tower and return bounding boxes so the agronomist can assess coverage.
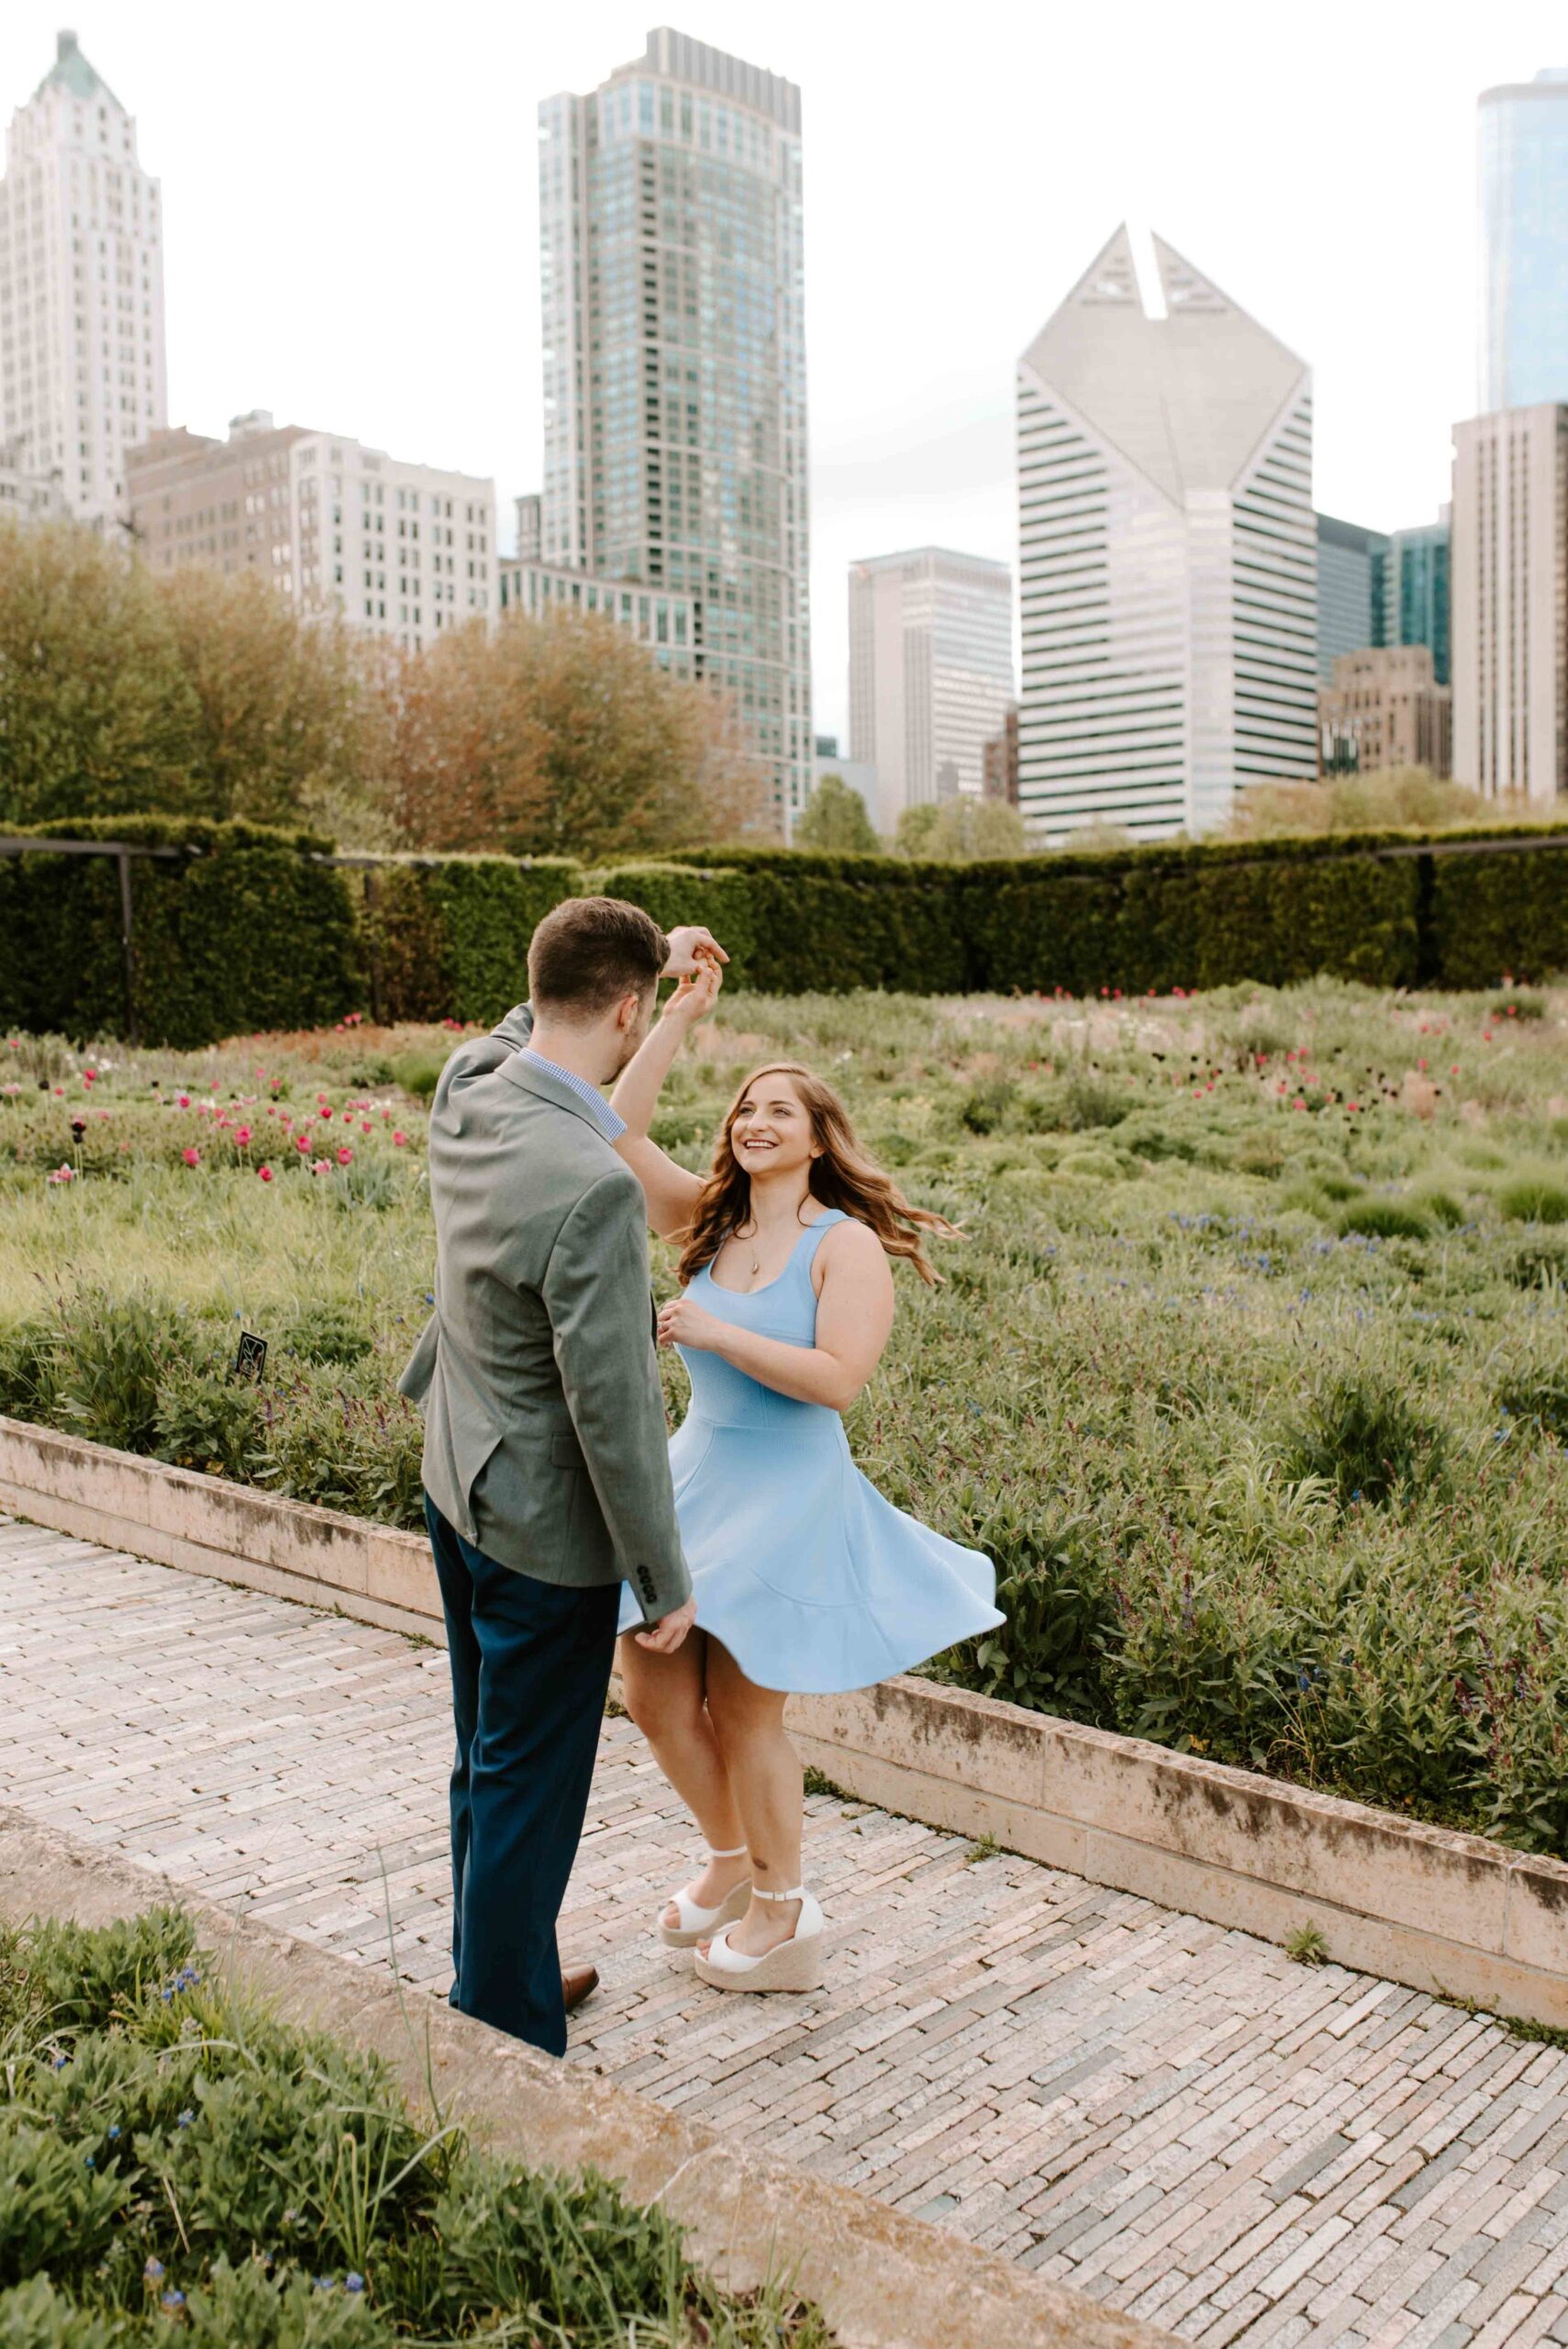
[1479,68,1568,410]
[539,28,811,829]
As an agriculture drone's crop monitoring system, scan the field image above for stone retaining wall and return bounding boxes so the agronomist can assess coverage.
[4,1414,1565,2029]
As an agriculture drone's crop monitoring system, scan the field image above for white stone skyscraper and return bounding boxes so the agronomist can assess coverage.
[0,31,167,529]
[848,547,1014,826]
[539,28,811,829]
[1451,404,1568,803]
[1016,227,1317,841]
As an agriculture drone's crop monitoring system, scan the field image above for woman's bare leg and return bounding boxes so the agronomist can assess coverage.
[617,1628,749,1923]
[701,1640,805,1957]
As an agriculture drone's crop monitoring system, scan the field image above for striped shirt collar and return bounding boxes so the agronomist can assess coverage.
[516,1047,627,1141]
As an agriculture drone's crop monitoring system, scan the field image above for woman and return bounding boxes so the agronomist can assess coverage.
[608,960,1001,1995]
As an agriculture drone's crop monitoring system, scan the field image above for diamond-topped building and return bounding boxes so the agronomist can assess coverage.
[538,28,812,830]
[1016,228,1318,841]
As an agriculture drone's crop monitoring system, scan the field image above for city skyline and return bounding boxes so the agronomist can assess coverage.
[0,2,1563,749]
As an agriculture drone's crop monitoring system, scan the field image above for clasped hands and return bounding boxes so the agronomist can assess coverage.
[661,924,727,1031]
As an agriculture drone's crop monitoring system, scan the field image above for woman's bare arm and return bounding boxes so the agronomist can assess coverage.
[609,961,720,1240]
[657,1220,895,1409]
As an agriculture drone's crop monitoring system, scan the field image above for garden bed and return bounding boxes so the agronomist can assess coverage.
[4,984,1568,1864]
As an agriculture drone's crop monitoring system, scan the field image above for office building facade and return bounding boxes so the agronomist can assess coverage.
[1317,514,1389,678]
[0,32,167,530]
[1479,69,1568,411]
[1385,519,1451,687]
[1318,646,1451,779]
[1017,226,1317,841]
[1451,404,1568,803]
[539,28,811,827]
[127,411,495,654]
[848,547,1013,816]
[496,556,697,678]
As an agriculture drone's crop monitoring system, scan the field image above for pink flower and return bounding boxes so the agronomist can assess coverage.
[337,1146,353,1165]
[177,1094,190,1108]
[258,1163,273,1182]
[361,1120,372,1134]
[46,1163,75,1185]
[392,1130,407,1147]
[183,1147,200,1166]
[310,1157,331,1176]
[83,1069,96,1085]
[235,1126,251,1146]
[319,1108,333,1121]
[295,1133,311,1152]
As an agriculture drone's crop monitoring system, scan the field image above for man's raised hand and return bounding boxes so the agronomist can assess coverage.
[663,924,728,978]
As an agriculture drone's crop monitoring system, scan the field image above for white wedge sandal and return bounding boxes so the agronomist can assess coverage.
[693,1882,826,1993]
[658,1845,752,1950]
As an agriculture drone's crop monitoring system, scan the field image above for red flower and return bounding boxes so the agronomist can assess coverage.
[183,1147,200,1167]
[83,1069,96,1085]
[392,1130,407,1147]
[177,1094,190,1108]
[337,1146,353,1165]
[235,1126,251,1146]
[295,1133,311,1152]
[258,1164,273,1182]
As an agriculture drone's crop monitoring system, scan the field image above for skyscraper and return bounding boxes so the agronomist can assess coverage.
[539,28,811,829]
[1016,227,1317,841]
[848,547,1014,821]
[1385,519,1451,688]
[0,31,167,529]
[1479,69,1568,411]
[1316,515,1389,679]
[1451,405,1568,804]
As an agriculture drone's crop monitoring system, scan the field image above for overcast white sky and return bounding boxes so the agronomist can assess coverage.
[3,2,1562,743]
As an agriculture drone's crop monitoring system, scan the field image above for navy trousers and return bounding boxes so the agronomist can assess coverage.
[425,1496,619,2057]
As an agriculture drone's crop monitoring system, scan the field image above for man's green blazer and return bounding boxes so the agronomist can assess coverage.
[398,1003,691,1623]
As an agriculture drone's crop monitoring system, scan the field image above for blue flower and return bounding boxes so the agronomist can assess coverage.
[83,2154,95,2168]
[177,2109,194,2128]
[107,2123,120,2141]
[315,2277,337,2292]
[345,2274,365,2294]
[161,2289,185,2310]
[144,2259,165,2283]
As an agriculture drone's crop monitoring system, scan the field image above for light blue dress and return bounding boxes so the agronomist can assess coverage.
[617,1208,1003,1692]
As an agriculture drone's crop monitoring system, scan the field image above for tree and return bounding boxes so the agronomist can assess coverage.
[159,566,391,839]
[895,795,1029,861]
[391,607,764,861]
[793,772,881,853]
[0,519,202,826]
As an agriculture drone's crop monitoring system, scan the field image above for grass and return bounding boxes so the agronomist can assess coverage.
[0,1908,832,2345]
[6,979,1568,1861]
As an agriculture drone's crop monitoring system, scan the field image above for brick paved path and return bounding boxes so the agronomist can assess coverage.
[6,1515,1568,2349]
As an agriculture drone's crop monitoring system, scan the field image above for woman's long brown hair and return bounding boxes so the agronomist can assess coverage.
[675,1062,959,1288]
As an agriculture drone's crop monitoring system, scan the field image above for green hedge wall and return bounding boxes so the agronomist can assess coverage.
[361,854,584,1027]
[960,836,1423,995]
[1425,840,1568,991]
[654,845,970,992]
[0,817,361,1048]
[591,863,760,986]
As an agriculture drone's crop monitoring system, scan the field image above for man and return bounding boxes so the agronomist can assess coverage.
[399,897,723,2055]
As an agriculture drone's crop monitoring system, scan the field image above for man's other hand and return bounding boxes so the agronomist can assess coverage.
[634,1594,698,1653]
[663,925,728,977]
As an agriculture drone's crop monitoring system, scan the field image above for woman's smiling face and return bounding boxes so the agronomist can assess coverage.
[728,1073,818,1180]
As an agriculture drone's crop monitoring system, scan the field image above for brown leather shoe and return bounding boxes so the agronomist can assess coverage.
[561,1964,599,2017]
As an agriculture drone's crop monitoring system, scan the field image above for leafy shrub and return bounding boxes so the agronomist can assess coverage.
[389,1052,444,1100]
[1491,990,1548,1020]
[152,1359,264,1478]
[0,1911,831,2349]
[1023,1071,1130,1134]
[279,1301,374,1366]
[959,1078,1015,1135]
[1412,1186,1466,1229]
[363,855,583,1028]
[1507,1236,1568,1287]
[1281,1371,1446,1506]
[0,1316,59,1424]
[49,1291,193,1454]
[1498,1177,1568,1225]
[1337,1198,1429,1241]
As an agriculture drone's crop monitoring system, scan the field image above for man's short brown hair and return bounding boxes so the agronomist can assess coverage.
[528,896,667,1019]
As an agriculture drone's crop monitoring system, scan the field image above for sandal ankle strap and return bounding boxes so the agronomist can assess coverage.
[752,1884,806,1902]
[706,1844,749,1860]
